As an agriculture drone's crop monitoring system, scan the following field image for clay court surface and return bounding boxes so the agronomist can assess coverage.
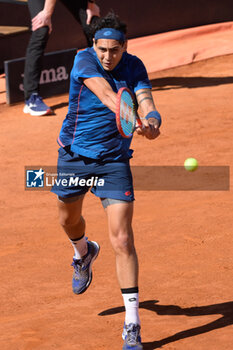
[1,46,233,349]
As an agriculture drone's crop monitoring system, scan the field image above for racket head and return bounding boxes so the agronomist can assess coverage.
[116,87,137,138]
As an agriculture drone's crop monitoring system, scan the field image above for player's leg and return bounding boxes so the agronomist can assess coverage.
[57,195,100,295]
[103,199,142,350]
[57,194,86,241]
[93,160,138,289]
[93,157,142,349]
[23,0,52,116]
[104,200,138,288]
[52,148,100,294]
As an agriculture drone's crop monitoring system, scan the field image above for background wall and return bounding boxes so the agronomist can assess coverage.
[42,0,233,51]
[0,0,233,70]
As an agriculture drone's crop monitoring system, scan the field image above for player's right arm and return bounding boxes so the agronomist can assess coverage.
[83,77,117,113]
[32,0,57,33]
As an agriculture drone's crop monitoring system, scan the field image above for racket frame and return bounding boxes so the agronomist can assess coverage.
[116,87,142,138]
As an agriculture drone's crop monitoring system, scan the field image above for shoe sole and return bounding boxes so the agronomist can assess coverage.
[122,341,143,350]
[73,241,100,295]
[123,345,143,350]
[23,105,52,116]
[122,325,143,350]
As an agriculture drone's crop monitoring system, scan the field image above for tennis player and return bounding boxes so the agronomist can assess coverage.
[52,11,161,350]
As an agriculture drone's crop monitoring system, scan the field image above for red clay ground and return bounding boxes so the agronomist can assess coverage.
[0,54,233,350]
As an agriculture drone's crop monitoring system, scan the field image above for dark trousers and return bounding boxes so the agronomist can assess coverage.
[23,0,92,99]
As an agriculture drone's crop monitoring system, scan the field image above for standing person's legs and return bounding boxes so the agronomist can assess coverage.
[57,194,100,295]
[24,0,49,100]
[60,0,95,47]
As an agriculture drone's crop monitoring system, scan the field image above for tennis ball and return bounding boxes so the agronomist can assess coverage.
[184,158,198,172]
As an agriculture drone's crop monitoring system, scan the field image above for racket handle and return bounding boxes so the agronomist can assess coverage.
[136,116,143,128]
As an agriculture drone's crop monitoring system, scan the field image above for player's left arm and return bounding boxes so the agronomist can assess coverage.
[135,88,161,140]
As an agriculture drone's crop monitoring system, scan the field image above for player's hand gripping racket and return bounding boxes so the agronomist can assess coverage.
[116,87,142,138]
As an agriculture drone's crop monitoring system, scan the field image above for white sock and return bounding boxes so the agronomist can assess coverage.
[70,235,88,260]
[122,288,140,326]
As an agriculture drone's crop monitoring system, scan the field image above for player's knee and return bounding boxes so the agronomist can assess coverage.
[111,228,134,254]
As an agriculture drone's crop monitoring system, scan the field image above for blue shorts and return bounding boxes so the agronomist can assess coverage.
[51,147,134,201]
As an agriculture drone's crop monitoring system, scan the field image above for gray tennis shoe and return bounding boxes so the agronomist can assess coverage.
[71,240,100,294]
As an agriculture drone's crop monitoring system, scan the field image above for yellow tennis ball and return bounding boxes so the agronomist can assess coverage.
[184,158,198,172]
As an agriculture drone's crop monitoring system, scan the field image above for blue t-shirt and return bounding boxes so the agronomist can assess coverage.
[58,47,151,160]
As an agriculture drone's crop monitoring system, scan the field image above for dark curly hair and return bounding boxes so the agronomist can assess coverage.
[90,11,127,44]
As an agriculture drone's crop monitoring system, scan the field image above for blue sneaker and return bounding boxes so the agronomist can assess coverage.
[122,323,143,350]
[23,93,52,116]
[71,240,100,295]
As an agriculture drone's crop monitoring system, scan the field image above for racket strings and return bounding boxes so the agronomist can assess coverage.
[120,92,136,136]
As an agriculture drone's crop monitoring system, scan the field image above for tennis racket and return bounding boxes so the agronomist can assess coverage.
[115,87,142,138]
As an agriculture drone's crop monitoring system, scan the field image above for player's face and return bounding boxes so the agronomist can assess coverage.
[94,39,127,71]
